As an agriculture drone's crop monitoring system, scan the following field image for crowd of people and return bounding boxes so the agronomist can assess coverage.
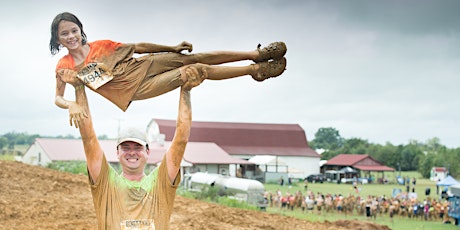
[264,188,452,224]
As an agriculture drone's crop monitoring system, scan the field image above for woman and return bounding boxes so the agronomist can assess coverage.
[50,12,287,112]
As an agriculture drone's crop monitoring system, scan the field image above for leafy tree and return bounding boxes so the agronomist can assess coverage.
[320,150,340,160]
[370,143,400,169]
[341,138,369,155]
[418,152,435,178]
[400,144,423,171]
[424,137,445,153]
[0,137,8,149]
[310,127,343,151]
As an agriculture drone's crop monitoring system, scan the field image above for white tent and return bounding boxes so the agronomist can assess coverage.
[248,155,287,166]
[450,183,460,196]
[437,175,460,187]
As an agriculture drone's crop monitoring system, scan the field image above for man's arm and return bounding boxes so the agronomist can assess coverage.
[73,86,104,183]
[165,67,205,183]
[165,87,191,183]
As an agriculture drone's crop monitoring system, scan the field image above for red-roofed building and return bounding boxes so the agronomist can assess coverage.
[430,167,447,182]
[150,119,321,179]
[321,154,394,183]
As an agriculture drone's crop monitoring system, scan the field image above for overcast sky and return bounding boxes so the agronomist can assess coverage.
[0,0,459,148]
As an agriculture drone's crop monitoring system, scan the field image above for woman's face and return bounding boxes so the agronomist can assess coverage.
[57,20,83,51]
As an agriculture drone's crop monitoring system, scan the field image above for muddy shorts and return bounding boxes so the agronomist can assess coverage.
[132,53,186,100]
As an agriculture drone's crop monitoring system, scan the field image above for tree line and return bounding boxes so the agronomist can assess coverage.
[0,132,109,151]
[309,127,460,179]
[1,128,458,179]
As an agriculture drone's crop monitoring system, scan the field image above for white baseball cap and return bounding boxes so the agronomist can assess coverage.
[117,127,147,146]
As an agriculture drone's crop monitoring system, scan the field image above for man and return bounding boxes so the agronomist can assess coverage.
[67,66,205,229]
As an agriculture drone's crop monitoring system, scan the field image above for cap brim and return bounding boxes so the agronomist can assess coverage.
[117,137,147,146]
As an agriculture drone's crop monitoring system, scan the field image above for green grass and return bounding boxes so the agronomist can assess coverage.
[0,154,15,161]
[263,172,457,230]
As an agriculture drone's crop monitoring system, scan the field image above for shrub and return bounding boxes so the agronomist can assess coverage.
[47,161,88,175]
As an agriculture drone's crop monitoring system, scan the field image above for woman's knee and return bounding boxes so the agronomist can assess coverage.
[183,53,205,65]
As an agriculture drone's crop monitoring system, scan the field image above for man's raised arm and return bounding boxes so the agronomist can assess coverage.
[73,86,104,183]
[165,66,206,183]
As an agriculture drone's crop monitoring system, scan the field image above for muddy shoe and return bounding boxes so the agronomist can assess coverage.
[255,41,287,62]
[252,57,287,82]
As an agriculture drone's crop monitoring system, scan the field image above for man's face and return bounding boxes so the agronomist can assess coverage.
[117,141,149,173]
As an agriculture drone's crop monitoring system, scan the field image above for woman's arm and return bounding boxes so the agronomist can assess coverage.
[55,75,71,109]
[133,41,192,54]
[55,69,88,126]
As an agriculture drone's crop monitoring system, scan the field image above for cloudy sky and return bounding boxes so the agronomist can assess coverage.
[0,0,459,148]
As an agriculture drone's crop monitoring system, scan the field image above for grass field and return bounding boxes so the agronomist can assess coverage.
[264,172,457,230]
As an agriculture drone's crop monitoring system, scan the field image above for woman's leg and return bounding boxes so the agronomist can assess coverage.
[183,50,258,65]
[189,60,286,82]
[183,41,287,65]
[132,59,286,101]
[133,63,255,100]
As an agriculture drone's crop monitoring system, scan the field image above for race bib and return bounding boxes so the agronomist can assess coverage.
[120,219,155,230]
[76,63,113,90]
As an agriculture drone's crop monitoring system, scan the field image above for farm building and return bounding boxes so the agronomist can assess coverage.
[321,154,394,184]
[430,167,448,182]
[150,119,320,180]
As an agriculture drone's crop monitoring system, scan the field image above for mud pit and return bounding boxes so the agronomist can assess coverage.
[0,161,391,230]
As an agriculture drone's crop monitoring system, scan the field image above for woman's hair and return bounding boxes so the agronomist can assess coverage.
[49,12,87,55]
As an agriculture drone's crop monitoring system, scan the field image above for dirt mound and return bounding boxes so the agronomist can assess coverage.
[0,161,390,230]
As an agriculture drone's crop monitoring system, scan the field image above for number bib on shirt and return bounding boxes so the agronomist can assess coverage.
[120,219,155,230]
[76,62,114,90]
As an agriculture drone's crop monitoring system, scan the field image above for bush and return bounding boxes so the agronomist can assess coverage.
[47,161,88,175]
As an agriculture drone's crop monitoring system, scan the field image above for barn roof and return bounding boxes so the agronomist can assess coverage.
[32,138,251,165]
[353,165,395,172]
[324,154,369,166]
[154,119,320,158]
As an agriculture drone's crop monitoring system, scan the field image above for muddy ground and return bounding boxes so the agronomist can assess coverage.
[0,160,391,230]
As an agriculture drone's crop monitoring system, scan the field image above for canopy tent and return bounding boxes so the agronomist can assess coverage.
[339,166,358,173]
[248,155,287,166]
[437,175,460,187]
[451,184,460,196]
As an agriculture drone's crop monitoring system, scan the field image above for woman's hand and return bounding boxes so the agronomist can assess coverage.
[174,41,193,53]
[68,101,88,128]
[57,69,83,87]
